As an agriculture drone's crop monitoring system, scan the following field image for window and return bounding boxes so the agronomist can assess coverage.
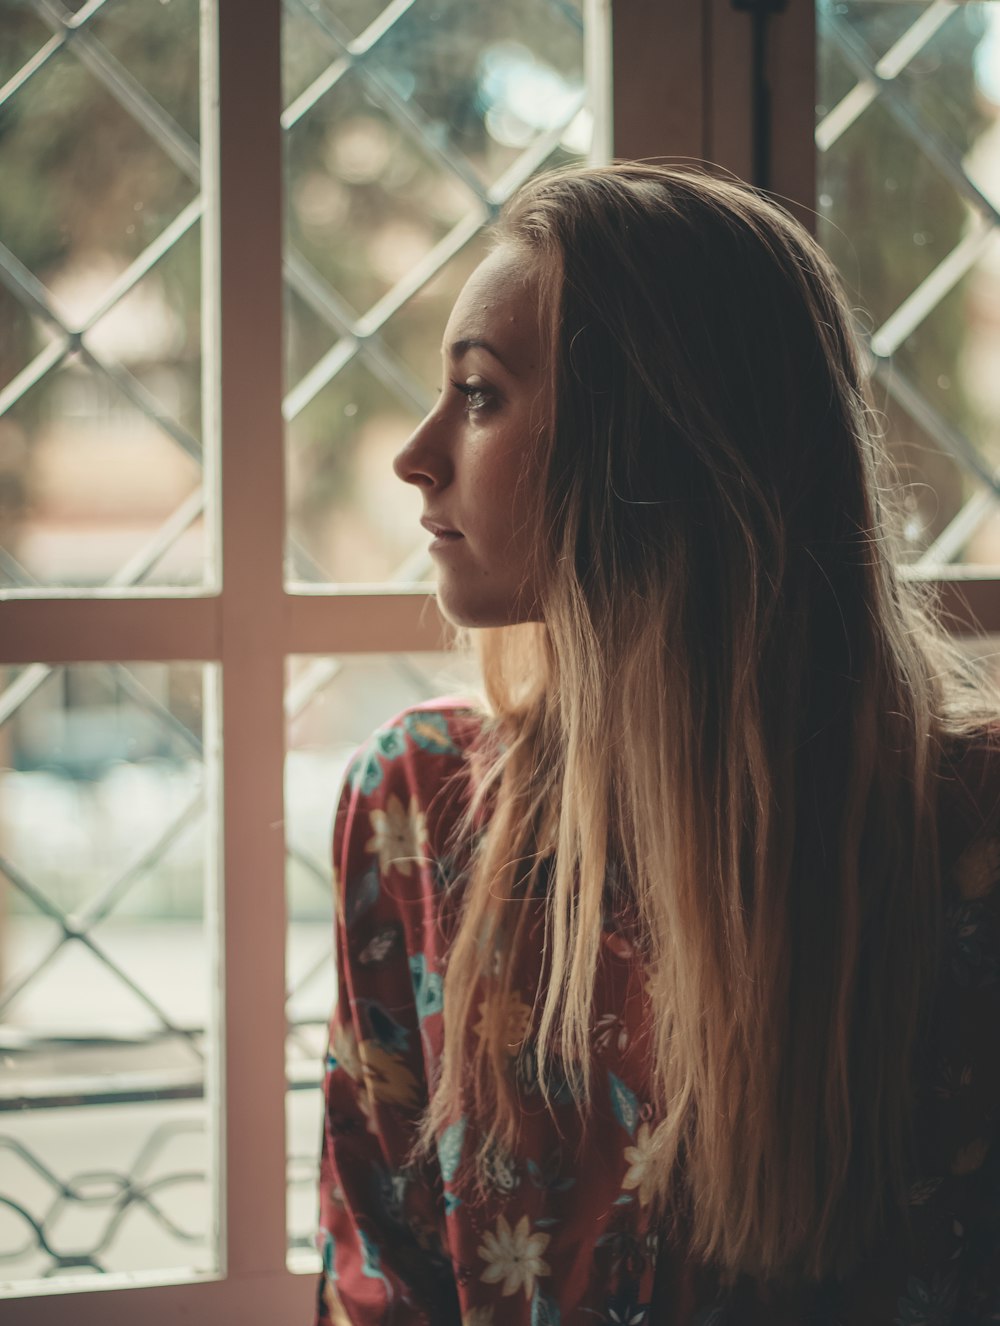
[817,0,1000,581]
[0,0,604,1315]
[1,1,995,1320]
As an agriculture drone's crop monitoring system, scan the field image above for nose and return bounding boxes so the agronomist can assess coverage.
[392,403,452,490]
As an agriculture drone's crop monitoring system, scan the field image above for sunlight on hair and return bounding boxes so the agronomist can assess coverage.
[407,163,1000,1287]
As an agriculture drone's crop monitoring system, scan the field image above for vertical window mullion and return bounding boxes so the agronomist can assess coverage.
[215,0,289,1283]
[704,1,816,219]
[765,1,816,227]
[611,0,707,160]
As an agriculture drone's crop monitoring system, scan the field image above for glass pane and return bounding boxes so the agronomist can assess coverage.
[0,0,215,592]
[816,0,1000,568]
[285,650,482,1272]
[283,0,594,589]
[0,663,220,1289]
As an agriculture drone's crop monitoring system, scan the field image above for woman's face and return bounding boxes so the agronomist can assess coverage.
[392,243,548,628]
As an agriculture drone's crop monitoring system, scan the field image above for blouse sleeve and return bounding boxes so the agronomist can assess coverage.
[313,727,462,1326]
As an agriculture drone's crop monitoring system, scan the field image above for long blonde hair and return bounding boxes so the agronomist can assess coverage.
[409,163,999,1286]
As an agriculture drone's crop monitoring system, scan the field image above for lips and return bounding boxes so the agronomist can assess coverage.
[420,516,463,538]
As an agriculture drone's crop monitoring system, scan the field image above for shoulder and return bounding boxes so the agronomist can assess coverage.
[936,721,1000,880]
[332,697,496,916]
[931,721,1000,1022]
[909,722,1000,1194]
[330,699,495,1000]
[340,695,493,811]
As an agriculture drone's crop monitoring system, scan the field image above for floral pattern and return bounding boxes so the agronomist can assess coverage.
[365,792,428,878]
[473,991,533,1054]
[621,1123,656,1208]
[315,702,1000,1325]
[478,1214,552,1299]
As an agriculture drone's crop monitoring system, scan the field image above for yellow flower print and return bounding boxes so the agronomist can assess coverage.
[330,1021,362,1082]
[365,793,428,877]
[622,1121,657,1206]
[951,1137,990,1175]
[473,990,533,1053]
[359,1040,421,1109]
[477,1213,551,1299]
[953,835,1000,900]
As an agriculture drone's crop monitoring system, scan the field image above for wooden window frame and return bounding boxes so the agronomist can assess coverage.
[1,1,994,1321]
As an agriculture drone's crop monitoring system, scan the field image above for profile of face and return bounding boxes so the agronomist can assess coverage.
[391,244,548,629]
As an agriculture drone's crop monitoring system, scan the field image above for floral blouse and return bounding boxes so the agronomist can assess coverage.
[314,699,1000,1326]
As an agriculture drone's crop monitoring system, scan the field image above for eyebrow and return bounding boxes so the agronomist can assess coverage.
[445,337,516,376]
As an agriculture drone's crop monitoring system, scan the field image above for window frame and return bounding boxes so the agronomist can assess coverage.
[1,1,995,1320]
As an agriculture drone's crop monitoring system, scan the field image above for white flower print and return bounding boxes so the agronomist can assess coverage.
[365,793,427,877]
[477,1213,551,1299]
[594,1010,629,1055]
[463,1309,495,1326]
[621,1121,657,1207]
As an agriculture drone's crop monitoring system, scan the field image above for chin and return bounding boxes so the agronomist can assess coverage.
[431,561,544,628]
[434,595,513,630]
[434,587,543,630]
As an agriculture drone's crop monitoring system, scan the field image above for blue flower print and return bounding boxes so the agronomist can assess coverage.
[526,1147,575,1194]
[437,1115,467,1185]
[317,1226,337,1282]
[355,997,410,1054]
[349,748,384,796]
[347,725,407,796]
[532,1286,561,1326]
[359,1229,391,1289]
[609,1073,640,1137]
[409,953,444,1022]
[375,726,407,761]
[894,1271,960,1325]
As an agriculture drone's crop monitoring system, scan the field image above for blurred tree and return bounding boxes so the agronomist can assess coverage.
[817,0,994,560]
[0,0,201,577]
[6,0,986,581]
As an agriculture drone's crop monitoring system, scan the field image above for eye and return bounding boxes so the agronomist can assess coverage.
[450,377,494,414]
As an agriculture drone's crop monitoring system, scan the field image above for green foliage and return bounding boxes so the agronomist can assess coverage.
[818,1,994,554]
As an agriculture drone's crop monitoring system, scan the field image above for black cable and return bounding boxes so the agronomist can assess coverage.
[731,0,789,190]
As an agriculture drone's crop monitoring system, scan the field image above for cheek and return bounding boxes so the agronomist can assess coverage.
[459,451,516,536]
[477,423,535,503]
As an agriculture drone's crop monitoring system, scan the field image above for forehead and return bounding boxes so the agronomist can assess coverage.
[443,244,542,372]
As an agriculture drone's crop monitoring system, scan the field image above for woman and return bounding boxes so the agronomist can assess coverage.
[314,163,1000,1325]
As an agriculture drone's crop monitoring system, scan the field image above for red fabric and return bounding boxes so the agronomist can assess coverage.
[314,700,1000,1325]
